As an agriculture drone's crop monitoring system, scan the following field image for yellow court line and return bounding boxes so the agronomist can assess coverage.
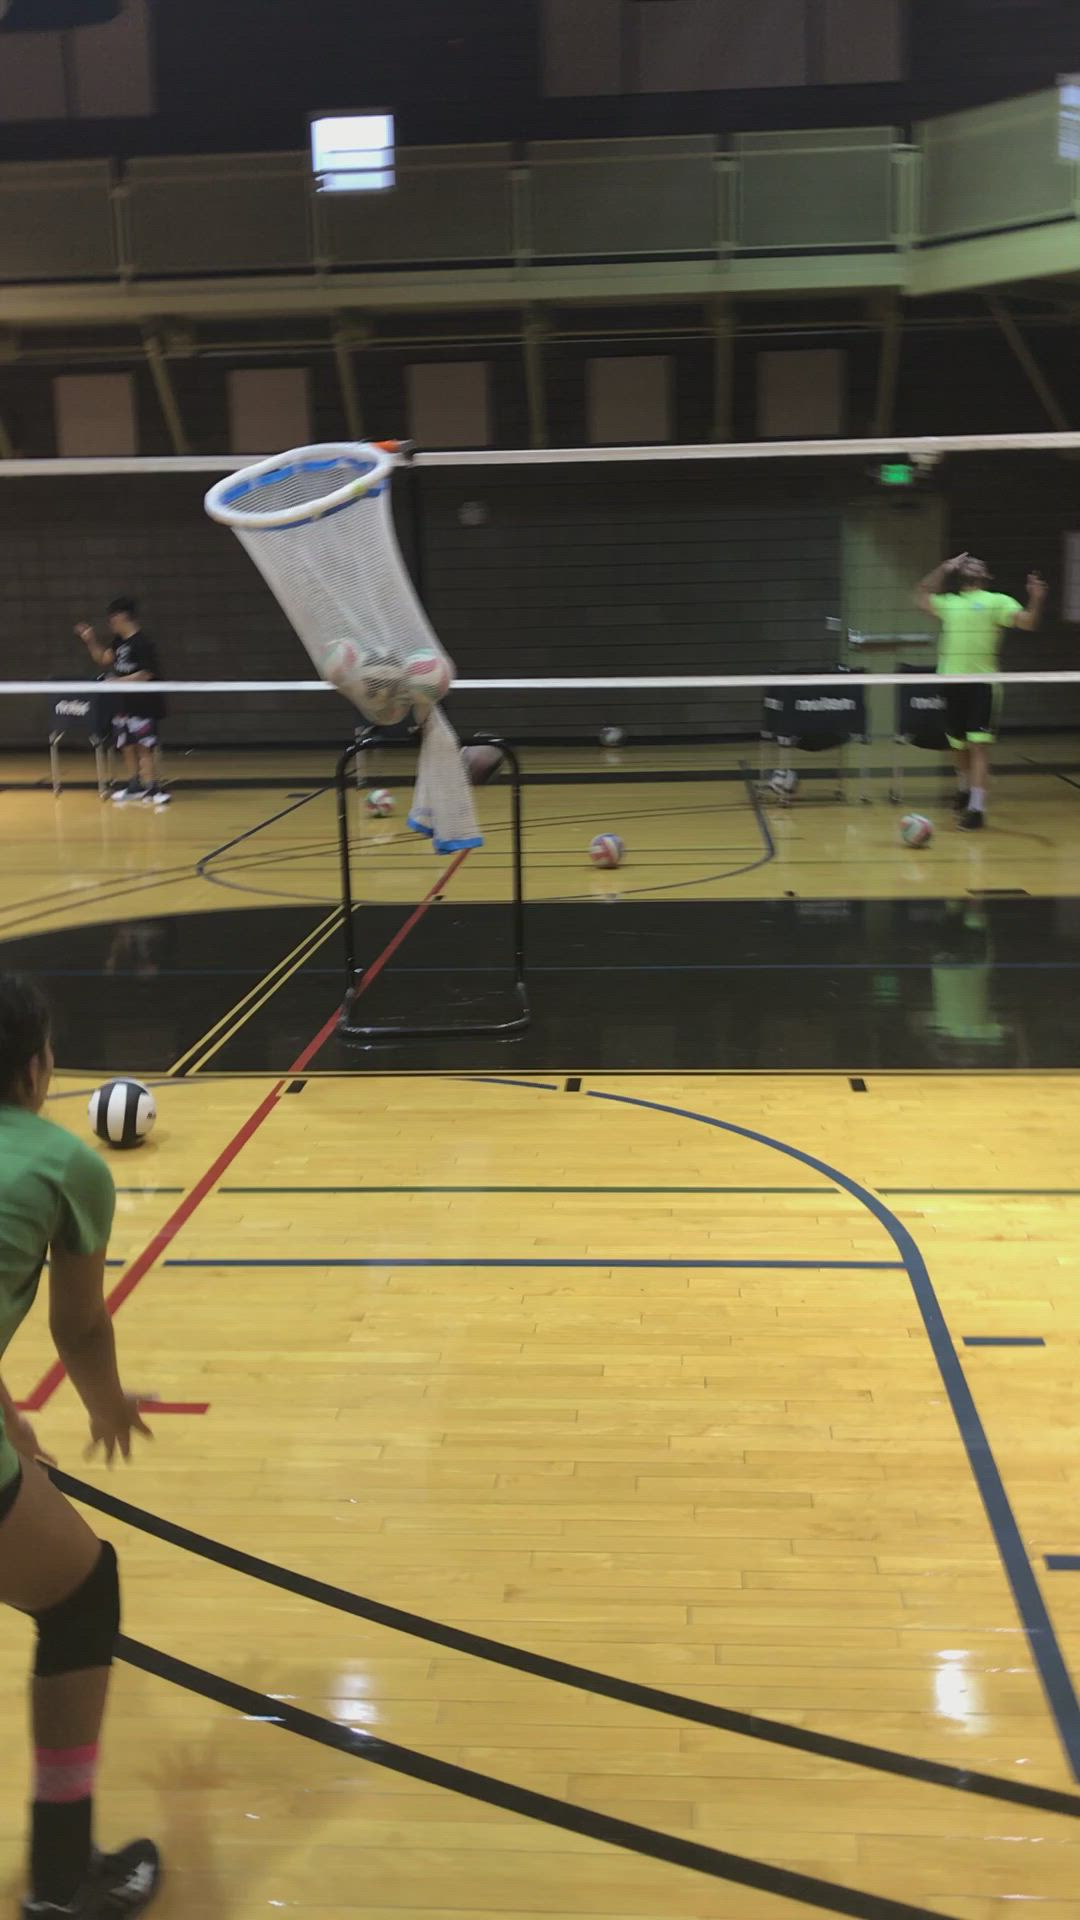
[186,910,346,1074]
[167,906,343,1074]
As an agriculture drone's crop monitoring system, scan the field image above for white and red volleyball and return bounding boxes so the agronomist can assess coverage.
[589,833,624,870]
[366,788,395,816]
[900,812,933,848]
[403,649,452,710]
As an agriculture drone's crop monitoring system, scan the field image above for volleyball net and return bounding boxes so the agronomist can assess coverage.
[3,430,1080,765]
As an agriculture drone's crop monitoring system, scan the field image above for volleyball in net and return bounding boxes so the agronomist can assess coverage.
[204,440,481,853]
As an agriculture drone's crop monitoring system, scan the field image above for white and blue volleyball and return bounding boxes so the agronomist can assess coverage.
[89,1079,156,1150]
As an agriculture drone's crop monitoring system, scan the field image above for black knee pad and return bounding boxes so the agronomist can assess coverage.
[33,1542,120,1679]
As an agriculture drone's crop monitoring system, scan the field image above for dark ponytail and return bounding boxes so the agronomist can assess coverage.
[0,972,51,1104]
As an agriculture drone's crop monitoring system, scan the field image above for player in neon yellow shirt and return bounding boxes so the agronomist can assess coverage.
[914,552,1046,829]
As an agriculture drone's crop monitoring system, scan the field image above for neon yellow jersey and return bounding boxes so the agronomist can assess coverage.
[0,1106,115,1490]
[930,591,1022,674]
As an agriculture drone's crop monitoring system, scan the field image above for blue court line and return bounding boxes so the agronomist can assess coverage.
[163,1256,902,1271]
[884,1188,1080,1196]
[963,1336,1046,1348]
[1047,1558,1080,1572]
[582,1086,1080,1782]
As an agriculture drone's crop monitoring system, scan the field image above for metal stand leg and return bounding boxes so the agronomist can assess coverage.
[49,733,62,797]
[337,730,529,1044]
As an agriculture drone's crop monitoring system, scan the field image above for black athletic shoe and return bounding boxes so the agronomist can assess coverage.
[952,789,971,813]
[958,807,985,831]
[23,1839,161,1918]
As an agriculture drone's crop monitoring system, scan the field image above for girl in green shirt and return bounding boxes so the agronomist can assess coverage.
[0,973,160,1918]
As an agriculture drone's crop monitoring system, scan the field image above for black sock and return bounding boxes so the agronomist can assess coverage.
[31,1798,93,1907]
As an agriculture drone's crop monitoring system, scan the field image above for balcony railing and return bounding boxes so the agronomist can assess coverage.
[0,90,1075,287]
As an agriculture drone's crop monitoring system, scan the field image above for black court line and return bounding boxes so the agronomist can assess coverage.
[163,1255,904,1270]
[849,1077,867,1092]
[1047,1558,1080,1572]
[51,1469,1080,1821]
[585,1086,1080,1781]
[0,862,208,943]
[112,1187,185,1195]
[564,1075,582,1092]
[543,765,776,904]
[882,1188,1080,1196]
[195,788,324,894]
[964,1336,1046,1348]
[217,1183,841,1195]
[116,1633,958,1920]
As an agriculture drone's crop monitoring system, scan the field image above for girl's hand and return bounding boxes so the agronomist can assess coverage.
[85,1393,154,1466]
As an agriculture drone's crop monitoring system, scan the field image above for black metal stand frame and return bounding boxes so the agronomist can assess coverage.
[336,730,529,1043]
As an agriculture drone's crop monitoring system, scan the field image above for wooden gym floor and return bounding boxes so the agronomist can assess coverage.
[2,746,1080,1916]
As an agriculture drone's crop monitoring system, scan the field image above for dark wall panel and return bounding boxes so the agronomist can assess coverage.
[0,460,842,747]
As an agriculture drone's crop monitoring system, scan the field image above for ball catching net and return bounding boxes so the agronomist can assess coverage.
[204,441,481,853]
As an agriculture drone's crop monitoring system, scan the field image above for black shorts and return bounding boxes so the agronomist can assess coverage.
[943,683,1001,747]
[112,712,160,752]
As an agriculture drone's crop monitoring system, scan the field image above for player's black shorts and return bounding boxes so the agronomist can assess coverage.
[943,683,1001,747]
[112,711,159,752]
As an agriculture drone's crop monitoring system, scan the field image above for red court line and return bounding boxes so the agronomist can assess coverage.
[342,849,469,1010]
[20,850,471,1413]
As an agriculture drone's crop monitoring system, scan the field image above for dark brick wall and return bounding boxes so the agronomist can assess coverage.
[422,463,843,739]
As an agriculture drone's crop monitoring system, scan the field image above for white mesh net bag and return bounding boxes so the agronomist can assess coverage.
[204,441,481,854]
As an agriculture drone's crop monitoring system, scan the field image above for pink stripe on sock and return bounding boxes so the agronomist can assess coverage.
[34,1744,98,1805]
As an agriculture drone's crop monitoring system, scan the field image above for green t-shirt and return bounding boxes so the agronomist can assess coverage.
[0,1105,115,1489]
[930,591,1023,674]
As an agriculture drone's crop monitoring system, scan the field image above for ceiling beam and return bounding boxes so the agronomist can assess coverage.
[987,295,1071,431]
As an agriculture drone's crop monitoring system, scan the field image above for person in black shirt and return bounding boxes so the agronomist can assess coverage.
[74,598,170,807]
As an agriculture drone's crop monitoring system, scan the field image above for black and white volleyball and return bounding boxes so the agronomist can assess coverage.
[89,1079,156,1149]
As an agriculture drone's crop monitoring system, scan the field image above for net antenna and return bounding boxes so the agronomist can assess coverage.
[204,440,482,855]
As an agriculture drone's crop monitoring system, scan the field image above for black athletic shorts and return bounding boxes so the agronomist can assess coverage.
[112,712,160,752]
[943,683,1002,747]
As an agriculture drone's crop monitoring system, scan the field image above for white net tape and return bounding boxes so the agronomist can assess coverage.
[204,442,481,854]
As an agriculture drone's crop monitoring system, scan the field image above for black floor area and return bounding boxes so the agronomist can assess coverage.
[8,895,1080,1075]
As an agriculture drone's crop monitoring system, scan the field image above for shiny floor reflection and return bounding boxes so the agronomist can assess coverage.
[5,894,1080,1073]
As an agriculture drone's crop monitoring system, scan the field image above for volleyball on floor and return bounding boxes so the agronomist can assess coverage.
[769,769,799,798]
[89,1079,156,1150]
[600,726,625,748]
[590,833,624,869]
[366,788,395,816]
[901,812,933,847]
